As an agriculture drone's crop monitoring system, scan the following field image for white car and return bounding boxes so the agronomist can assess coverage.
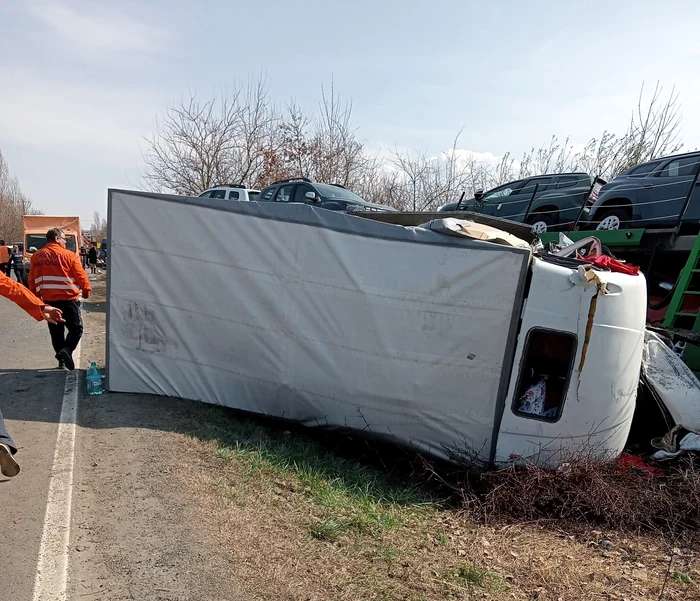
[197,184,260,202]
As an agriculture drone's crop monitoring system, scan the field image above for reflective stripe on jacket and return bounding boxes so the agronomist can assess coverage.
[29,242,92,301]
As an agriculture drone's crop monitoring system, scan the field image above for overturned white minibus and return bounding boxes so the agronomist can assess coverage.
[106,190,646,468]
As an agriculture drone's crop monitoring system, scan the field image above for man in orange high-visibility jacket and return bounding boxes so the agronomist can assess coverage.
[0,239,9,277]
[0,271,64,477]
[29,228,92,371]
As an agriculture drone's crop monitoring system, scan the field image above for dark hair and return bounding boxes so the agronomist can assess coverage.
[47,228,64,242]
[0,240,5,245]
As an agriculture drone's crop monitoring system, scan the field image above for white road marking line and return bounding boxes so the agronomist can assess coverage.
[31,343,81,601]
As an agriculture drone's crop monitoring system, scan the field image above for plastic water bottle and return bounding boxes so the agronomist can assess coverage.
[86,362,104,396]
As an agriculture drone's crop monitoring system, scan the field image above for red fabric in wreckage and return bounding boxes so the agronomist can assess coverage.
[616,454,664,478]
[590,254,640,275]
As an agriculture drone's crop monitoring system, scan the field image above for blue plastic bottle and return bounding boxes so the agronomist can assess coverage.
[86,362,104,396]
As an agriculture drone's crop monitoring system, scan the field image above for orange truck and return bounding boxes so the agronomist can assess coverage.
[23,215,82,262]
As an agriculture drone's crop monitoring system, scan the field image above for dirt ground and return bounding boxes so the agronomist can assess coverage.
[68,274,699,601]
[70,275,247,600]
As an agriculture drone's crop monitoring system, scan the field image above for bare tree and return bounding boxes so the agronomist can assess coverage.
[276,101,314,181]
[273,82,376,191]
[141,79,685,212]
[232,75,281,188]
[311,82,370,187]
[488,83,682,187]
[0,150,41,243]
[574,82,682,179]
[389,148,432,211]
[353,164,403,207]
[142,74,278,195]
[626,82,682,164]
[387,131,484,211]
[91,211,108,241]
[142,77,377,196]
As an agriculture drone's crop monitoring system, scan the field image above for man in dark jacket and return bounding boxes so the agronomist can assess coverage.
[88,243,98,274]
[10,244,26,285]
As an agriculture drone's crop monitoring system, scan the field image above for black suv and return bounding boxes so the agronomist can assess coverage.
[256,178,395,213]
[438,173,602,233]
[584,151,700,230]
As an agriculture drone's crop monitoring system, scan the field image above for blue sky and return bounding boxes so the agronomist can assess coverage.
[1,0,699,225]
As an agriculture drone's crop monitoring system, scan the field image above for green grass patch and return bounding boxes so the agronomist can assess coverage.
[310,517,348,541]
[213,445,237,461]
[672,571,693,586]
[375,545,398,562]
[436,530,449,546]
[189,406,431,542]
[457,564,487,586]
[443,563,508,593]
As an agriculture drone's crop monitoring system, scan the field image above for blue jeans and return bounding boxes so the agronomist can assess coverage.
[0,407,16,454]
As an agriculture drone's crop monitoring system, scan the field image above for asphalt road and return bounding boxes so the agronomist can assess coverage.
[0,297,67,600]
[0,280,244,601]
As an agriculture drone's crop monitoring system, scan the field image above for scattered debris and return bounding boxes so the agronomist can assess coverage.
[651,425,700,461]
[642,330,700,430]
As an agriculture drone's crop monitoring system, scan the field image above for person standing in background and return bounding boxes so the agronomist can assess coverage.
[80,243,88,268]
[10,244,26,285]
[0,240,9,277]
[88,243,98,274]
[29,228,91,371]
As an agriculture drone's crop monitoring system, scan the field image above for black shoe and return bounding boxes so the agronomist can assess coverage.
[58,348,75,371]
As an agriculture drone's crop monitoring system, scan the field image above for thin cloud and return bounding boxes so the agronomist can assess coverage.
[446,149,502,170]
[27,2,170,56]
[0,66,156,165]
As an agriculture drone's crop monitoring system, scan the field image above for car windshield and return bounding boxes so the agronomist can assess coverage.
[26,234,77,253]
[314,184,368,203]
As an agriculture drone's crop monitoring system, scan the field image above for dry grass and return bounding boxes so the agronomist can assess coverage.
[465,457,700,541]
[176,406,700,600]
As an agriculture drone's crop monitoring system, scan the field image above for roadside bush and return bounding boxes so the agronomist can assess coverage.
[458,456,700,543]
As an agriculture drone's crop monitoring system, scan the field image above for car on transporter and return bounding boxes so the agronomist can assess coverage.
[438,173,603,233]
[197,183,260,202]
[256,177,396,213]
[584,151,700,230]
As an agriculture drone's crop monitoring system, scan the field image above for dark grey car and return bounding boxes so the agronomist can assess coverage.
[438,173,600,233]
[256,177,396,213]
[585,152,700,230]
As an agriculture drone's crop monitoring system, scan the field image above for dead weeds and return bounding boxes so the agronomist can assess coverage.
[460,457,700,543]
[175,406,700,600]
